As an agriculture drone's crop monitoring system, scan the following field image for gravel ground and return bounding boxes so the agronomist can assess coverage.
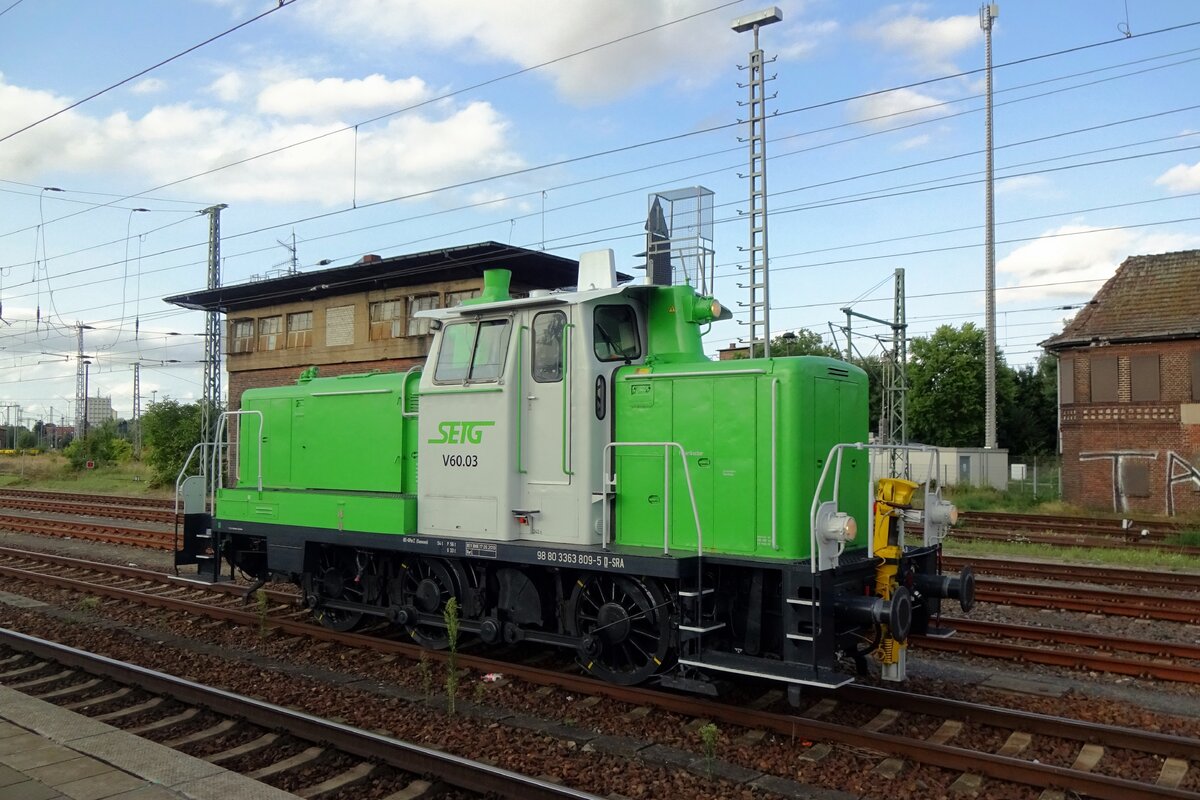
[4,528,1200,798]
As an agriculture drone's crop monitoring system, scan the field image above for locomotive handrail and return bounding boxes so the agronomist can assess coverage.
[174,441,209,520]
[809,443,943,573]
[622,368,767,379]
[770,378,779,551]
[208,411,265,509]
[515,326,526,474]
[561,323,574,477]
[601,441,703,557]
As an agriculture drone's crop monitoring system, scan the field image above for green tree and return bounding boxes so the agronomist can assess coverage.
[908,323,1014,447]
[141,399,204,487]
[1000,353,1057,457]
[15,429,37,449]
[64,421,123,469]
[733,329,841,359]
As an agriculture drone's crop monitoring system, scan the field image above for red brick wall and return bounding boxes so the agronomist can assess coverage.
[1059,339,1200,516]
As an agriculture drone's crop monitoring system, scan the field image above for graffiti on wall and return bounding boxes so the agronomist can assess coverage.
[1167,452,1200,516]
[1080,450,1200,516]
[1078,451,1157,513]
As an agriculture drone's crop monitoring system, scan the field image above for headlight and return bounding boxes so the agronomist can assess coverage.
[822,511,856,543]
[928,500,957,527]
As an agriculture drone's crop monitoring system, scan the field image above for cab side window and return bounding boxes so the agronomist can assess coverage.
[593,305,641,362]
[532,311,566,382]
[433,319,512,383]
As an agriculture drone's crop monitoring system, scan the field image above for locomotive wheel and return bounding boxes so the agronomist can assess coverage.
[393,558,463,649]
[566,575,672,685]
[312,550,365,632]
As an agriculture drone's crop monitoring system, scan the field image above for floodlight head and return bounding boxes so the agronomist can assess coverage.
[731,6,782,32]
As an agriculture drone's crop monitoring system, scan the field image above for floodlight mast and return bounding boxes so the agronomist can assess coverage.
[732,6,782,358]
[981,3,999,450]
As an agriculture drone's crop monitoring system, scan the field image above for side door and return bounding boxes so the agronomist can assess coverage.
[520,308,573,537]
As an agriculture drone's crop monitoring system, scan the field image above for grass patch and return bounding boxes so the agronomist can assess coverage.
[0,453,170,498]
[945,537,1200,570]
[944,483,1082,514]
[1166,530,1200,548]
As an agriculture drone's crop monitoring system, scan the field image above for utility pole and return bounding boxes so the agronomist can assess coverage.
[133,363,141,459]
[1,405,17,450]
[200,204,227,485]
[885,268,908,477]
[74,323,86,434]
[733,7,782,358]
[981,3,999,449]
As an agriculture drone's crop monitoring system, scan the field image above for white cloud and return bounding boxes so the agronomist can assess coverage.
[1155,161,1200,192]
[777,19,840,60]
[846,87,949,130]
[894,133,930,151]
[130,78,166,95]
[208,71,245,102]
[996,174,1051,195]
[295,0,831,104]
[998,224,1200,301]
[0,74,523,206]
[256,74,432,121]
[859,9,979,72]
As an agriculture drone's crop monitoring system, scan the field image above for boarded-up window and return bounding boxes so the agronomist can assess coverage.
[407,295,440,336]
[287,311,312,348]
[258,316,282,352]
[1120,461,1150,497]
[1193,351,1200,401]
[1131,354,1160,401]
[230,319,254,354]
[1091,355,1117,403]
[326,305,355,347]
[445,289,481,308]
[1059,358,1074,404]
[369,300,403,340]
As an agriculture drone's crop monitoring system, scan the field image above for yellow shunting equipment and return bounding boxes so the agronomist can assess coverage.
[872,477,918,668]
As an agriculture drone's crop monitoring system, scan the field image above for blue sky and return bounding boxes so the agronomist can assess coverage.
[0,0,1198,424]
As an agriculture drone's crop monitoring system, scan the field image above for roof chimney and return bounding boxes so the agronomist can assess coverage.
[358,254,382,265]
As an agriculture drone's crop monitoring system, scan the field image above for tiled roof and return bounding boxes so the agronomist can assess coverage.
[1041,249,1200,351]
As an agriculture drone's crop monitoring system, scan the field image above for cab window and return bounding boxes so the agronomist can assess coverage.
[532,311,566,382]
[593,305,640,362]
[434,320,511,383]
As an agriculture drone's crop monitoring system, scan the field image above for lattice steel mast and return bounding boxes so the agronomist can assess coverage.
[200,204,227,482]
[732,7,782,357]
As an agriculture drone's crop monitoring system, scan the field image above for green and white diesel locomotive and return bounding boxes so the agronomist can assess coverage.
[177,244,973,693]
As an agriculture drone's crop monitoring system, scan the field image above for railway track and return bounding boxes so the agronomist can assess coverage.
[0,629,596,800]
[944,555,1200,591]
[0,512,174,549]
[0,488,174,510]
[0,546,1197,799]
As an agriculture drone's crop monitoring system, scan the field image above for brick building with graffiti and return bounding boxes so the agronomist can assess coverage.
[1042,249,1200,516]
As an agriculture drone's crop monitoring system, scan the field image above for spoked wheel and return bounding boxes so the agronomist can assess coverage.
[392,558,463,648]
[311,549,366,632]
[566,574,673,685]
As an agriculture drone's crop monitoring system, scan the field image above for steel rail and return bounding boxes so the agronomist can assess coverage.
[942,616,1200,662]
[915,632,1200,685]
[0,497,177,524]
[976,581,1200,623]
[0,514,173,550]
[959,510,1183,535]
[0,628,599,800]
[0,488,174,509]
[0,555,1194,799]
[943,556,1200,591]
[951,528,1200,556]
[839,683,1200,758]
